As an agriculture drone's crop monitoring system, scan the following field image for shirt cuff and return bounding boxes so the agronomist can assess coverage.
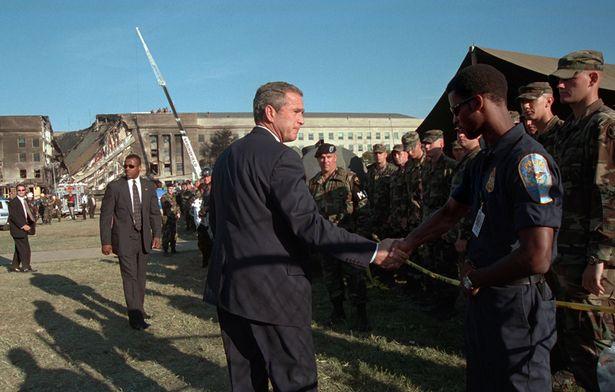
[369,242,379,264]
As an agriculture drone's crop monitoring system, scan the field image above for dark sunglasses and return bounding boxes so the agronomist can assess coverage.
[124,164,137,169]
[450,96,476,116]
[17,188,26,192]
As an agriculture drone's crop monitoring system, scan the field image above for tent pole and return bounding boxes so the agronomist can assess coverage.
[469,45,478,65]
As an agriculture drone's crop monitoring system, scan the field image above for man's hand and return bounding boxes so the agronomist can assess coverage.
[101,244,112,255]
[459,260,480,297]
[373,238,408,270]
[454,239,467,253]
[22,224,31,232]
[152,237,161,250]
[582,262,605,296]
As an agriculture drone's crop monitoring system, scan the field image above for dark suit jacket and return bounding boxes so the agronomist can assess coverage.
[99,177,162,256]
[205,127,376,327]
[8,197,35,238]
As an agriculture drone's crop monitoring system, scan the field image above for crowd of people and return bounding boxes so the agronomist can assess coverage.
[8,47,604,391]
[202,50,613,391]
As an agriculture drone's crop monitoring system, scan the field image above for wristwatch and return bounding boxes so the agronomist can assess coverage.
[588,256,604,265]
[462,275,474,290]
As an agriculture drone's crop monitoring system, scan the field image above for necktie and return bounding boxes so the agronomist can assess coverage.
[23,200,34,222]
[132,180,142,231]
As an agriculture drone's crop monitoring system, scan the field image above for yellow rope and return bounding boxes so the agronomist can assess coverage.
[403,259,615,314]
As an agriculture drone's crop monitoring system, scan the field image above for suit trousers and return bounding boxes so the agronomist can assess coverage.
[118,231,148,314]
[12,236,31,270]
[217,308,318,392]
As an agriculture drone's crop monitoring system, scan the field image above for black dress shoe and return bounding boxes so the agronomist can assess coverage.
[8,267,22,272]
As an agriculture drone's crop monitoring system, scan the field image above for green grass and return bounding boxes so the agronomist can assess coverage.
[4,219,570,391]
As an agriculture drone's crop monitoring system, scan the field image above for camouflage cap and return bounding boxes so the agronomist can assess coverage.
[392,144,404,152]
[517,82,553,100]
[401,131,420,150]
[314,143,336,157]
[372,143,387,153]
[421,129,444,144]
[550,50,604,79]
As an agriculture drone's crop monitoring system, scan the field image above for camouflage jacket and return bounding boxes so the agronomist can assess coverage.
[421,154,456,220]
[198,185,211,219]
[552,99,615,265]
[161,193,180,220]
[450,147,481,241]
[535,115,564,157]
[365,162,396,227]
[404,154,426,229]
[308,167,368,232]
[388,163,411,231]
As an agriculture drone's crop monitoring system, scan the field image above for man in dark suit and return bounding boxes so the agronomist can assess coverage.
[100,154,162,330]
[205,82,405,391]
[8,184,36,272]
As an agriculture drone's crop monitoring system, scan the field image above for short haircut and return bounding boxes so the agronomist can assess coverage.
[253,81,303,123]
[125,154,142,165]
[16,183,26,190]
[446,64,508,104]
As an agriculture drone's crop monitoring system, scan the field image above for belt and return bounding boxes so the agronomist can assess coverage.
[508,274,544,285]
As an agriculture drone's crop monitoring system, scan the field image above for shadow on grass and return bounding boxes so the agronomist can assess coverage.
[29,274,228,391]
[8,348,113,391]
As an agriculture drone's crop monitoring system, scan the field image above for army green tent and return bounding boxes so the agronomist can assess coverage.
[417,46,615,138]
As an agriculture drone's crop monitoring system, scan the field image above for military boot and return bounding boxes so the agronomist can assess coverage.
[327,299,346,327]
[354,304,371,332]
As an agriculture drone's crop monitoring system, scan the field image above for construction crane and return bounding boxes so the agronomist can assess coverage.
[135,27,202,179]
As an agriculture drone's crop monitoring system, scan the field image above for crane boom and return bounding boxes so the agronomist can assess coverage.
[135,27,201,179]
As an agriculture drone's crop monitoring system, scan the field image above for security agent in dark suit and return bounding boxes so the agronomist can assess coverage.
[100,154,162,330]
[205,82,406,391]
[8,184,36,272]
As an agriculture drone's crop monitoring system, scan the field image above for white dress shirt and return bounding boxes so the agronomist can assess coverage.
[17,195,28,219]
[127,178,142,212]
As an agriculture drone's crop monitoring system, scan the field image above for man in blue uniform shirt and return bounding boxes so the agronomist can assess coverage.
[395,64,563,391]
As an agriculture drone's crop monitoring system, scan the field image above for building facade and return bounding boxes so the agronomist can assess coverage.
[0,116,55,188]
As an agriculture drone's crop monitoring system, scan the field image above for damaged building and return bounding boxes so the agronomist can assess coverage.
[0,116,57,193]
[56,111,421,191]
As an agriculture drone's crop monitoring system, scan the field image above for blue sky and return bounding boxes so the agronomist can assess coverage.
[1,0,613,131]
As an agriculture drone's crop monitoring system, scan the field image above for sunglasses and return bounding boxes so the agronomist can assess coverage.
[124,164,137,169]
[17,189,26,192]
[450,96,476,116]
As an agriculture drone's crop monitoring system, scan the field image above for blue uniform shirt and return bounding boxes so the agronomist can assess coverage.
[451,124,563,269]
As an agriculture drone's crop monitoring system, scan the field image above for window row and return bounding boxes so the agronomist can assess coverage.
[297,131,404,142]
[17,152,41,162]
[17,137,40,149]
[19,169,42,179]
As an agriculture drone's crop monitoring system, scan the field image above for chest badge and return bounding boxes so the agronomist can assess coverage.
[485,167,496,193]
[518,153,554,204]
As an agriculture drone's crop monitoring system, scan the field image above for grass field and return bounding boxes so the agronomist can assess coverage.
[0,219,470,391]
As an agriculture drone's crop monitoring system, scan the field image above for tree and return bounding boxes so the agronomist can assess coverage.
[199,129,238,165]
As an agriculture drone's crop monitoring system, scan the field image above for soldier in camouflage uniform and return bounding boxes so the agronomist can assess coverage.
[450,130,481,283]
[51,195,62,222]
[160,184,180,255]
[365,143,396,238]
[40,193,51,224]
[517,81,563,155]
[451,139,465,162]
[308,143,371,331]
[547,50,615,391]
[197,167,213,268]
[388,144,412,238]
[420,130,458,309]
[402,131,425,232]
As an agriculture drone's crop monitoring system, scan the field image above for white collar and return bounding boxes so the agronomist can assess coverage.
[255,125,280,143]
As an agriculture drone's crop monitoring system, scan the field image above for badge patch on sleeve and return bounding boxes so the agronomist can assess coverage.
[518,153,553,204]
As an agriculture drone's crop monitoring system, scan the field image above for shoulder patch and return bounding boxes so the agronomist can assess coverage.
[518,153,554,204]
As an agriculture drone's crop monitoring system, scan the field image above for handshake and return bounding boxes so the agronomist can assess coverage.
[373,238,412,270]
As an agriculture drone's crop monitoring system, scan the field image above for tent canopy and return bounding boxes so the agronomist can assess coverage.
[416,46,615,138]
